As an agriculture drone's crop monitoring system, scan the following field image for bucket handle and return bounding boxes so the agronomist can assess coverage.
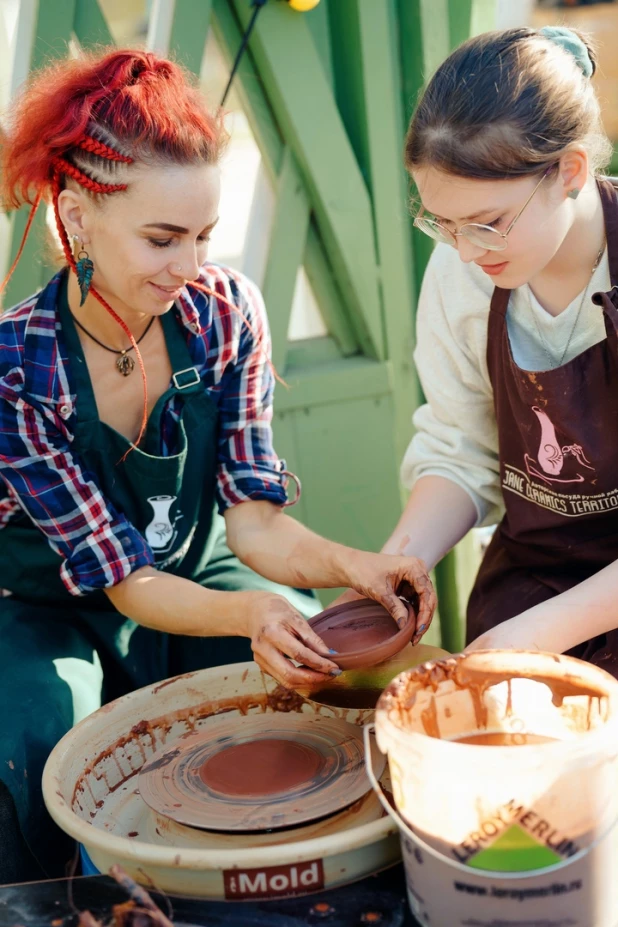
[363,723,413,835]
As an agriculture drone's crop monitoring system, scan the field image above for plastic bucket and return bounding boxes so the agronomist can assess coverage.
[368,650,618,925]
[365,723,618,926]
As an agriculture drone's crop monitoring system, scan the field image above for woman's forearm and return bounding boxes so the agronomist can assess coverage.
[224,500,436,631]
[476,560,618,655]
[381,475,478,569]
[224,501,357,588]
[105,566,257,636]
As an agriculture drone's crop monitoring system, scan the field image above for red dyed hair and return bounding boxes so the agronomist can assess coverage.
[1,48,227,449]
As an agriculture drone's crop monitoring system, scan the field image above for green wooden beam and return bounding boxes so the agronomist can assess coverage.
[262,147,310,371]
[4,0,77,307]
[397,0,449,291]
[229,0,384,360]
[279,393,402,561]
[212,0,284,183]
[449,0,496,50]
[304,0,334,88]
[30,0,76,70]
[327,0,370,189]
[417,0,451,77]
[275,357,392,413]
[73,0,113,47]
[286,336,342,369]
[304,221,359,358]
[355,0,423,466]
[434,550,465,652]
[169,0,213,75]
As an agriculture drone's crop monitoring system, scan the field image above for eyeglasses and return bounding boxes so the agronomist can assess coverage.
[413,169,550,252]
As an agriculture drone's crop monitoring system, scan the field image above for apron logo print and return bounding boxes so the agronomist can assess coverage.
[524,406,595,486]
[145,494,183,555]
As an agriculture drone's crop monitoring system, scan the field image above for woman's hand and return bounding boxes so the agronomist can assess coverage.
[243,592,341,688]
[339,551,437,645]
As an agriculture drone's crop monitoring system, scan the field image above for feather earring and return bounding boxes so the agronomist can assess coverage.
[75,247,94,306]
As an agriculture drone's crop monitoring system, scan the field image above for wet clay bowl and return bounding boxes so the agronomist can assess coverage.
[296,642,450,711]
[308,597,418,671]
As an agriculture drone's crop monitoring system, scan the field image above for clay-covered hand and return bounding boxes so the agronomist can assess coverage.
[245,592,341,688]
[340,552,437,644]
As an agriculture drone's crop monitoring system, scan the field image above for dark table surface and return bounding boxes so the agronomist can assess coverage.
[0,865,421,927]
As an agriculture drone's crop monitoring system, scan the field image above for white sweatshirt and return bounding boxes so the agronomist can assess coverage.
[401,243,612,526]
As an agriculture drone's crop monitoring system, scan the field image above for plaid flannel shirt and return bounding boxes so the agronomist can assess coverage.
[0,263,289,595]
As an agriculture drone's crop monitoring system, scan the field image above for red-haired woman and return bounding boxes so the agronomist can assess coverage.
[0,49,435,880]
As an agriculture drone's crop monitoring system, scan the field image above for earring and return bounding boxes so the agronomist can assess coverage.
[567,189,581,200]
[75,246,94,306]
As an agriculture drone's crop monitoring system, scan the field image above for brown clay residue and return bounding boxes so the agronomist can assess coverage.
[453,732,556,746]
[379,652,611,739]
[141,748,180,774]
[152,671,198,695]
[199,739,322,797]
[420,695,440,739]
[526,372,543,391]
[266,685,305,713]
[71,687,308,813]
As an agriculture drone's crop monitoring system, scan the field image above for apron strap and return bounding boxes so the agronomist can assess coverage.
[160,309,203,396]
[593,178,618,338]
[598,178,618,286]
[486,285,510,384]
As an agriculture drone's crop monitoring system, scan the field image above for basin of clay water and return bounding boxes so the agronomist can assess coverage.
[43,662,399,900]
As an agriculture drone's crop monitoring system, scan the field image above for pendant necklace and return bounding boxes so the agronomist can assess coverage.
[71,313,156,376]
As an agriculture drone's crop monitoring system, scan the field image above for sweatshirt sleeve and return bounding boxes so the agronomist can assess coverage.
[400,245,503,526]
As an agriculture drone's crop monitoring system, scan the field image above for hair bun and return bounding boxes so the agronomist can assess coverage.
[540,25,595,78]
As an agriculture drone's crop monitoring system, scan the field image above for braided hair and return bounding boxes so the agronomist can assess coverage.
[1,48,228,449]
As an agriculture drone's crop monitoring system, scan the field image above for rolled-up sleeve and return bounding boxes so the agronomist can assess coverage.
[211,272,291,510]
[0,371,153,595]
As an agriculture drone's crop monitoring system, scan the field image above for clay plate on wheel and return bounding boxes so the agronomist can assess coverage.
[308,597,417,670]
[138,713,386,832]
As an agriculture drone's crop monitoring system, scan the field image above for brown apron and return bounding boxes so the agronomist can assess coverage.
[466,178,618,677]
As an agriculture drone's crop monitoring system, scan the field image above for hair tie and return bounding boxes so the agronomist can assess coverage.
[540,26,594,78]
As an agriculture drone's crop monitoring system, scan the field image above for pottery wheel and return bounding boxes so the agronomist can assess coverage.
[138,714,385,832]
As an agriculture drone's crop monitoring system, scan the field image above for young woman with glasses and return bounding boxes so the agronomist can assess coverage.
[381,25,618,665]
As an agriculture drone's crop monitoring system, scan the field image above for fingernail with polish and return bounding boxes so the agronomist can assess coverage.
[330,668,343,677]
[328,648,339,654]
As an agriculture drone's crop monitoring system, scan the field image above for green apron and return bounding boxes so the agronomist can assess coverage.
[0,272,317,875]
